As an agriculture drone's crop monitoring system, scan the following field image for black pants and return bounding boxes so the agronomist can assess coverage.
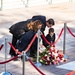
[9,35,18,56]
[30,38,37,57]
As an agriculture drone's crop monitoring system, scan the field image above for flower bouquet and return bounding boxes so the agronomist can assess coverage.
[39,45,67,65]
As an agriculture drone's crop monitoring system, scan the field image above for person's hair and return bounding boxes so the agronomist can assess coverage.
[27,20,43,31]
[27,21,33,30]
[47,18,55,25]
[49,28,54,33]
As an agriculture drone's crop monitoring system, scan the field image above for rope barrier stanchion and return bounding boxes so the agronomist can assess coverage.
[35,29,42,67]
[48,0,52,4]
[63,23,66,54]
[0,37,12,75]
[63,23,68,59]
[0,72,11,75]
[69,0,72,2]
[5,38,7,73]
[22,51,25,75]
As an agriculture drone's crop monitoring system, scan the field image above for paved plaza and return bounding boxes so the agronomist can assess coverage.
[0,2,75,75]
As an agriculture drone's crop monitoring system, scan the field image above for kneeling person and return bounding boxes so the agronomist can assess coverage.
[15,20,43,56]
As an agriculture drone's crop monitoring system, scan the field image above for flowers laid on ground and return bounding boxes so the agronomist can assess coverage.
[39,46,67,65]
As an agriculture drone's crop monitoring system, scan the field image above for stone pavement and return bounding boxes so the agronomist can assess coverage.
[0,2,75,75]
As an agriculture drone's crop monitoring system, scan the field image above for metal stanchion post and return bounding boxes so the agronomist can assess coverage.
[69,0,72,2]
[25,0,29,7]
[22,51,25,75]
[63,23,66,54]
[0,0,3,11]
[21,0,26,7]
[0,38,12,75]
[36,30,40,63]
[4,38,7,73]
[50,0,52,4]
[49,0,52,4]
[35,29,42,67]
[63,23,68,59]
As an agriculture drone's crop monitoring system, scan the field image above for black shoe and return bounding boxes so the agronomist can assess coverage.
[10,55,20,61]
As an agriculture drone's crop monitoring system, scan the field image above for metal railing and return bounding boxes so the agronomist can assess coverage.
[21,0,74,7]
[21,0,29,7]
[0,0,74,10]
[0,0,3,10]
[47,0,73,4]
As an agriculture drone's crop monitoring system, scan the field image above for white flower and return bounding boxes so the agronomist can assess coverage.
[50,47,53,50]
[45,54,47,56]
[52,52,55,55]
[40,59,43,62]
[47,57,50,60]
[48,52,51,55]
[55,53,58,57]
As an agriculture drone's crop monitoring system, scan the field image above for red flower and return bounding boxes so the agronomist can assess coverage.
[42,56,47,60]
[47,60,50,65]
[58,54,64,58]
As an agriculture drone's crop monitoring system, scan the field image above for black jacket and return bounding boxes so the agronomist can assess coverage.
[32,15,46,32]
[15,30,36,52]
[43,33,55,47]
[9,15,46,38]
[9,19,32,38]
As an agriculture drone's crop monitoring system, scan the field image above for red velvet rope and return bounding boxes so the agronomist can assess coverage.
[41,34,52,45]
[8,42,21,55]
[67,27,75,37]
[66,70,75,75]
[53,28,64,45]
[41,28,64,46]
[8,34,37,55]
[25,34,37,53]
[0,44,4,51]
[0,56,18,64]
[28,58,45,75]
